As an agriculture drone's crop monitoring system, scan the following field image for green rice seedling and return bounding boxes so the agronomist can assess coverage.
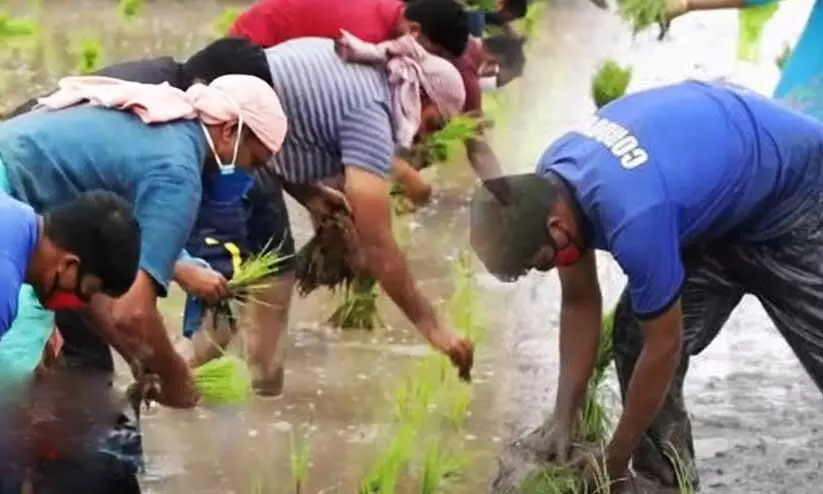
[775,43,792,70]
[737,3,780,62]
[360,425,417,494]
[462,0,498,12]
[327,276,381,330]
[618,0,666,34]
[578,310,615,440]
[290,429,312,494]
[228,239,291,305]
[72,36,103,75]
[0,11,37,48]
[421,115,481,166]
[418,438,470,494]
[518,466,579,494]
[517,2,547,41]
[448,250,487,346]
[580,450,616,494]
[192,355,252,406]
[391,367,438,426]
[443,381,474,429]
[117,0,142,20]
[213,7,243,36]
[663,442,695,494]
[591,59,632,110]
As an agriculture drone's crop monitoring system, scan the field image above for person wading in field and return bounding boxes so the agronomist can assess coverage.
[470,80,823,492]
[220,34,473,396]
[0,72,287,492]
[230,0,507,188]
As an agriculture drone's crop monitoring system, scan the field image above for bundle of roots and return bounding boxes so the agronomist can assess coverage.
[295,210,366,296]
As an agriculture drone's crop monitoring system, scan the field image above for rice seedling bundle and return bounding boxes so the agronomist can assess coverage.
[618,0,666,34]
[417,115,482,169]
[192,355,252,406]
[295,210,364,296]
[72,36,103,75]
[327,276,381,330]
[579,310,616,441]
[228,240,290,304]
[591,59,632,110]
[737,3,779,62]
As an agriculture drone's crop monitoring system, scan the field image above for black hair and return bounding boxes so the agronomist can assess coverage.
[183,37,274,87]
[404,0,470,58]
[469,173,564,281]
[43,190,141,298]
[484,34,526,79]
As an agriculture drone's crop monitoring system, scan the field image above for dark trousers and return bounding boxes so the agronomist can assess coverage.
[613,202,823,488]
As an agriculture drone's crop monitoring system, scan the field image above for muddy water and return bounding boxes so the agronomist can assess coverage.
[2,0,823,492]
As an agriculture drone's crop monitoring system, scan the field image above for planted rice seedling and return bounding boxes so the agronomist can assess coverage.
[443,381,473,429]
[290,429,312,494]
[418,438,469,494]
[591,59,632,110]
[117,0,142,20]
[448,250,486,346]
[519,466,579,494]
[618,0,666,34]
[213,7,242,36]
[0,11,37,48]
[360,425,417,494]
[663,442,695,494]
[518,2,547,41]
[737,3,779,62]
[579,311,615,440]
[72,36,103,75]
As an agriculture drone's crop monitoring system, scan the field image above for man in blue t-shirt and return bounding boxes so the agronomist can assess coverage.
[470,80,823,490]
[0,190,139,350]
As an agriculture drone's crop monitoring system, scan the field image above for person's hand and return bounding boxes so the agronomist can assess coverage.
[512,417,576,463]
[429,328,474,381]
[175,262,229,303]
[305,184,352,228]
[572,450,632,493]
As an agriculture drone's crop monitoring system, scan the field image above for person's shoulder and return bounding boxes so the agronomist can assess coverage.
[0,195,37,265]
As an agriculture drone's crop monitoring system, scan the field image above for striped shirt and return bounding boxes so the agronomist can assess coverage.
[265,38,396,184]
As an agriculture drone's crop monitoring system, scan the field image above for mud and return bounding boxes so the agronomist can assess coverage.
[2,0,822,492]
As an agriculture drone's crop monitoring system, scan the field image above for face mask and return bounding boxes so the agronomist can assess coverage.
[201,94,245,176]
[42,269,87,311]
[208,167,256,203]
[43,291,86,311]
[549,225,585,267]
[479,75,500,92]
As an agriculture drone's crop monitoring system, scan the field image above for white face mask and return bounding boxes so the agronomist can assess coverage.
[200,94,245,175]
[479,75,500,92]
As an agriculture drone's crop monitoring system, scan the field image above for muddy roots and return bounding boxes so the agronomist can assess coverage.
[295,210,366,296]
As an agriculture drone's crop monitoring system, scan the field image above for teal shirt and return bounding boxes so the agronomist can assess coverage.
[746,0,823,118]
[0,106,207,292]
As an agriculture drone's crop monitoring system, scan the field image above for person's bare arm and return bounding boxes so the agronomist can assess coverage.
[607,302,683,467]
[391,157,432,206]
[87,270,198,408]
[343,166,446,345]
[553,251,603,426]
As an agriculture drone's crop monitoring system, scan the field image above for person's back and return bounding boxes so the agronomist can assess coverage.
[265,38,394,184]
[0,105,205,287]
[0,193,38,336]
[541,80,823,250]
[231,0,403,48]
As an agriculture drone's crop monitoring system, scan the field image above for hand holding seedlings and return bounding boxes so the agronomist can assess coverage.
[175,262,230,304]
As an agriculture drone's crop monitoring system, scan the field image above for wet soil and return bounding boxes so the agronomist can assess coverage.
[2,0,822,492]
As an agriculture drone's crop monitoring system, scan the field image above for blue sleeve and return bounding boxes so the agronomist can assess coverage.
[0,257,24,339]
[339,103,395,178]
[610,205,685,318]
[134,161,201,295]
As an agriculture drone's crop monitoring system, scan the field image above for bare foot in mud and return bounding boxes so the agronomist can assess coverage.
[252,366,285,399]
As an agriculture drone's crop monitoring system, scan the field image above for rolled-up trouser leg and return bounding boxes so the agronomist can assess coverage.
[613,247,744,488]
[733,199,823,396]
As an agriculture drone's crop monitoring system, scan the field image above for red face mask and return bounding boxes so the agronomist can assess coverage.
[43,291,87,311]
[549,225,585,267]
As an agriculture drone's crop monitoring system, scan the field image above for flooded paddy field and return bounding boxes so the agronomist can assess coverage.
[2,0,822,492]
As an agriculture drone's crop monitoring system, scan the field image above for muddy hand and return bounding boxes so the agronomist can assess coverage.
[447,337,474,382]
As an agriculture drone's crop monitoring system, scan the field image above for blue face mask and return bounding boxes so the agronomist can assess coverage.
[207,168,256,203]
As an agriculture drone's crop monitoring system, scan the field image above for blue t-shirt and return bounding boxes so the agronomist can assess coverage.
[0,105,207,293]
[0,193,39,338]
[538,80,823,317]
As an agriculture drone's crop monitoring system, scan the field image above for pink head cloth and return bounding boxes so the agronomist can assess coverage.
[335,31,465,149]
[37,74,288,154]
